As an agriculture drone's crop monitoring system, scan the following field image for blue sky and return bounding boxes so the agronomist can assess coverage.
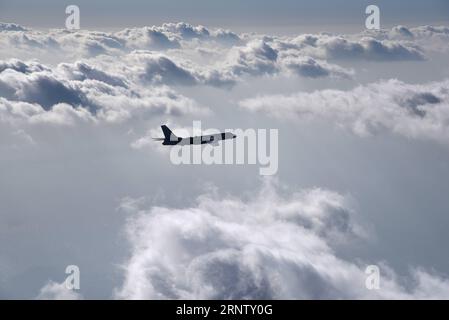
[1,0,448,30]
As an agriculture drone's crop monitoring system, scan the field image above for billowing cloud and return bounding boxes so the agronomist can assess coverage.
[212,28,242,45]
[281,55,353,79]
[160,22,210,40]
[322,37,424,61]
[0,58,49,74]
[36,281,82,300]
[1,20,449,300]
[0,21,242,61]
[3,22,446,91]
[273,34,425,61]
[57,61,128,88]
[0,68,88,110]
[1,22,446,65]
[225,40,278,76]
[115,179,449,299]
[0,22,27,32]
[115,27,180,50]
[240,79,449,145]
[0,98,95,125]
[384,25,449,43]
[389,25,415,39]
[139,53,198,86]
[388,25,449,53]
[0,58,207,124]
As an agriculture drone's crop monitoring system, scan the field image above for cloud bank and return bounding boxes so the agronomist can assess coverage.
[240,79,449,145]
[115,180,449,299]
[1,21,449,300]
[3,22,445,87]
[0,58,206,124]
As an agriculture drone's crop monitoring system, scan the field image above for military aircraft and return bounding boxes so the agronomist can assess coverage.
[153,125,237,146]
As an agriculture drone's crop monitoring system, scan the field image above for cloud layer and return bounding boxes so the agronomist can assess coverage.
[1,22,448,129]
[115,180,449,299]
[3,22,445,86]
[2,21,449,300]
[240,79,449,145]
[0,58,206,124]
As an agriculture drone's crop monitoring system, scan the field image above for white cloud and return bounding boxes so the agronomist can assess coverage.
[281,55,353,79]
[36,280,82,300]
[323,37,424,61]
[212,28,242,45]
[115,27,180,50]
[0,68,88,110]
[1,21,449,300]
[0,22,27,32]
[0,58,207,124]
[0,58,49,73]
[160,22,210,40]
[57,61,128,88]
[346,25,449,54]
[3,22,446,91]
[137,52,198,86]
[115,179,449,299]
[240,79,449,145]
[384,25,449,53]
[0,22,242,62]
[224,40,278,77]
[0,98,94,125]
[272,33,425,61]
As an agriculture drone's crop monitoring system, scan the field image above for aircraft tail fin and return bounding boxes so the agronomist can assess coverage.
[161,125,178,142]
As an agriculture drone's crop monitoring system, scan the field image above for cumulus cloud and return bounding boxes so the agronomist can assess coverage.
[390,25,415,39]
[212,28,242,45]
[115,27,180,50]
[0,68,88,110]
[0,23,447,133]
[323,37,424,61]
[0,98,95,125]
[240,79,449,145]
[2,22,447,67]
[160,22,210,40]
[115,179,449,299]
[220,40,354,80]
[383,25,449,42]
[138,53,198,86]
[132,40,284,87]
[274,33,425,61]
[36,280,82,300]
[0,21,242,61]
[356,25,449,54]
[225,40,278,76]
[281,55,353,79]
[4,22,446,91]
[0,22,27,32]
[389,25,449,53]
[0,22,360,87]
[57,61,128,88]
[0,58,207,124]
[91,84,207,123]
[0,58,49,74]
[2,20,449,300]
[132,40,281,88]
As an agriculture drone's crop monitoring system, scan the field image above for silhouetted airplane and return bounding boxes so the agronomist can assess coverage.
[153,125,237,145]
